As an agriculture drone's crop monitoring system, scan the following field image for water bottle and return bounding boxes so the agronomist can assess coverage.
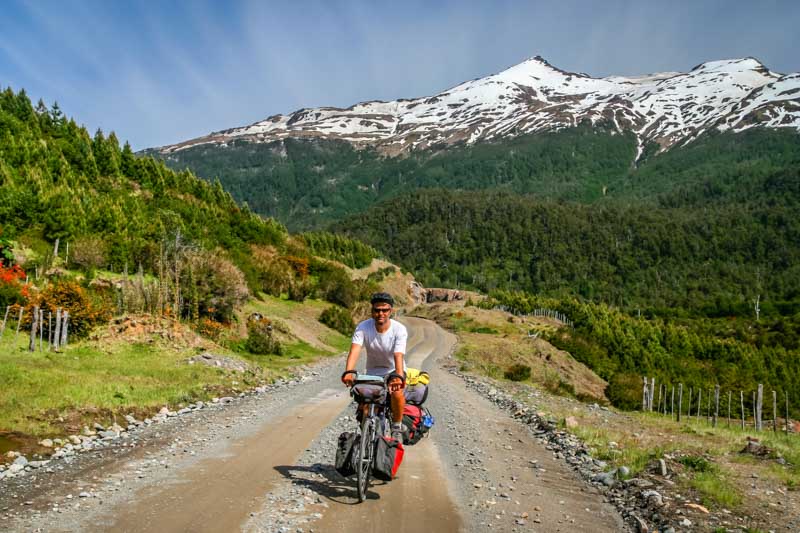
[422,413,434,428]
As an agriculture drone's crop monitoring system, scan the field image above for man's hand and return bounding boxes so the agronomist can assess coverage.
[387,375,404,393]
[342,370,356,387]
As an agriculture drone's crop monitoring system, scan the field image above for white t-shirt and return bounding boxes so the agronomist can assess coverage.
[351,318,408,375]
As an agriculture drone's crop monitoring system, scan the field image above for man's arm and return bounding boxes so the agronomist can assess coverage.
[346,343,362,372]
[393,351,404,377]
[342,343,361,386]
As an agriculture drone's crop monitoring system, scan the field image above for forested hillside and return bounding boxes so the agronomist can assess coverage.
[0,88,285,275]
[0,87,379,323]
[152,126,800,231]
[336,188,800,318]
[480,291,800,414]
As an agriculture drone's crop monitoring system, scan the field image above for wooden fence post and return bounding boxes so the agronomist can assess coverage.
[713,385,720,428]
[688,388,693,420]
[650,378,655,411]
[0,305,10,342]
[757,384,764,431]
[773,390,777,433]
[740,391,745,430]
[14,306,24,342]
[38,309,44,351]
[678,384,683,422]
[53,308,62,351]
[697,389,702,421]
[47,312,52,349]
[663,384,668,415]
[643,376,649,411]
[728,391,732,427]
[28,305,39,352]
[786,392,790,435]
[752,391,757,430]
[707,389,711,423]
[671,386,675,418]
[60,311,69,347]
[657,385,663,414]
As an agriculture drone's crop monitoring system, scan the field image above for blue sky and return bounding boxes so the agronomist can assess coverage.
[1,0,798,150]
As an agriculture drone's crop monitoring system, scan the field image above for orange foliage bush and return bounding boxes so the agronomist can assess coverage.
[33,280,112,338]
[284,255,310,278]
[196,317,226,341]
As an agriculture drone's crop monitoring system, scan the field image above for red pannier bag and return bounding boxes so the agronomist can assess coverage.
[372,436,404,481]
[401,404,431,445]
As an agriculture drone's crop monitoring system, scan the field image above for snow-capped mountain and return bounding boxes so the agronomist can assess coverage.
[158,56,800,158]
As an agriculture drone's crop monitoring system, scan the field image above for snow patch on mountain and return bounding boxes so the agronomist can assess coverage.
[157,56,800,158]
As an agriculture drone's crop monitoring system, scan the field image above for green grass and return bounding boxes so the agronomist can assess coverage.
[0,334,252,436]
[246,293,334,319]
[691,470,743,508]
[0,309,344,437]
[321,331,351,353]
[572,426,668,476]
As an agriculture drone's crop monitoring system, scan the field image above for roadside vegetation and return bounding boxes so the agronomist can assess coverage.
[0,88,384,448]
[417,299,800,527]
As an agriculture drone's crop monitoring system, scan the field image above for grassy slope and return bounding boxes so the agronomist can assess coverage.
[0,295,348,442]
[415,300,800,525]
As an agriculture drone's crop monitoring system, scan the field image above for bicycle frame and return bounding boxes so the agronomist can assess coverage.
[350,376,393,502]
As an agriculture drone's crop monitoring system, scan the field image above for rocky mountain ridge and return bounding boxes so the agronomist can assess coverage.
[156,56,800,158]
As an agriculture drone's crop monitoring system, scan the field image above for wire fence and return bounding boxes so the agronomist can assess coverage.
[0,304,70,352]
[641,376,793,435]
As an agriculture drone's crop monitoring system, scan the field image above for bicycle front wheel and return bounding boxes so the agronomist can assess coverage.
[356,415,373,502]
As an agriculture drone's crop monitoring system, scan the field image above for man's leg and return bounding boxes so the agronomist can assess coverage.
[390,388,405,424]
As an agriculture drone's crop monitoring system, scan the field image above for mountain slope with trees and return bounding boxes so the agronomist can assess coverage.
[152,126,800,231]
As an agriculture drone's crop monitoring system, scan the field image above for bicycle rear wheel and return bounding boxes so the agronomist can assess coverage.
[356,415,373,502]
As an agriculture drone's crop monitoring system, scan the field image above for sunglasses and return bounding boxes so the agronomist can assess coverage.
[372,307,392,314]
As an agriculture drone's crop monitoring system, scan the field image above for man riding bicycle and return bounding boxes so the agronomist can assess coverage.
[341,292,407,442]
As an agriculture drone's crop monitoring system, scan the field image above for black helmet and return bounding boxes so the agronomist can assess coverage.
[370,292,394,306]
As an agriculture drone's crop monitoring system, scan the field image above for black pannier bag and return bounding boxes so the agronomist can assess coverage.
[335,431,358,477]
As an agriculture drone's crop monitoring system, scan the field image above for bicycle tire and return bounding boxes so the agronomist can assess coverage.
[356,415,373,502]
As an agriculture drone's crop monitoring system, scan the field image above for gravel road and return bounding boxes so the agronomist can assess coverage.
[0,317,626,532]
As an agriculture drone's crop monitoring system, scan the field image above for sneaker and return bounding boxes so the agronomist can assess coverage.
[391,428,403,442]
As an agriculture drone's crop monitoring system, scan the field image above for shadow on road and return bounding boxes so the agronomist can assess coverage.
[274,463,386,504]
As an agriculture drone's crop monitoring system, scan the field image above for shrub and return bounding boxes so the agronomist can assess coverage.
[245,316,282,355]
[69,236,108,271]
[316,266,357,308]
[319,305,354,336]
[287,278,314,302]
[249,245,293,297]
[504,363,531,382]
[182,249,249,322]
[605,373,644,410]
[35,280,112,338]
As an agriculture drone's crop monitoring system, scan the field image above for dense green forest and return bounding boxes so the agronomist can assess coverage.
[152,126,800,231]
[0,87,378,323]
[0,88,284,275]
[480,291,800,414]
[336,189,800,318]
[150,126,638,230]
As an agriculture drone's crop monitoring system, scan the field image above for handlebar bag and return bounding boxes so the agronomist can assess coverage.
[372,436,404,481]
[352,383,387,404]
